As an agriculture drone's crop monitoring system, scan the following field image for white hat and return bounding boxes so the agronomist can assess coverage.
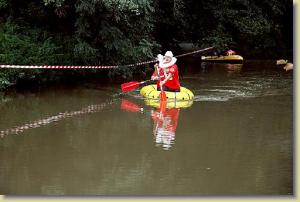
[159,51,177,68]
[165,51,173,58]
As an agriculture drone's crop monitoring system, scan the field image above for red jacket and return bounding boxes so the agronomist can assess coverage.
[152,64,180,90]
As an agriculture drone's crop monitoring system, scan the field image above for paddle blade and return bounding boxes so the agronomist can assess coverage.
[121,81,140,92]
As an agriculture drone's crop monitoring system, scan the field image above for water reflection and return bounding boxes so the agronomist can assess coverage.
[0,100,114,137]
[200,62,243,76]
[151,107,180,150]
[225,63,243,73]
[121,99,181,150]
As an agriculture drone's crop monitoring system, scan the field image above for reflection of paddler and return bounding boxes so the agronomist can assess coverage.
[120,99,181,150]
[151,106,180,150]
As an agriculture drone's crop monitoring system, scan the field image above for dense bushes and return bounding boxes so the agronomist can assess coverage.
[0,20,69,89]
[0,0,293,90]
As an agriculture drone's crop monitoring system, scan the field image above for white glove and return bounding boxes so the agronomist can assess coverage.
[157,54,164,63]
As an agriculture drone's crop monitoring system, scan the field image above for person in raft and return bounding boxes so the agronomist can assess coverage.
[226,49,236,56]
[151,51,181,92]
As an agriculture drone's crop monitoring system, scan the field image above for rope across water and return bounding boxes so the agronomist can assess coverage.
[0,47,213,69]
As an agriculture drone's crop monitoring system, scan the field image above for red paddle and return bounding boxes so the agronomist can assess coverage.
[121,80,151,92]
[156,65,167,102]
[159,85,167,109]
[159,84,167,102]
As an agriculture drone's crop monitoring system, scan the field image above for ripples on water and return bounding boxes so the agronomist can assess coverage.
[186,63,293,102]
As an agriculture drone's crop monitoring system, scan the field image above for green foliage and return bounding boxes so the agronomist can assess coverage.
[158,0,292,58]
[0,20,70,89]
[0,22,59,65]
[74,40,98,64]
[43,0,65,6]
[0,0,293,90]
[200,24,234,51]
[0,0,8,9]
[74,0,160,79]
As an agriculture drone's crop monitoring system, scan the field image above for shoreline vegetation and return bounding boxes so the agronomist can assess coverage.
[0,0,293,91]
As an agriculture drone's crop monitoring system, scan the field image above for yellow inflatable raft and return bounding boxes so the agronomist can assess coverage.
[140,84,194,108]
[140,85,194,101]
[144,99,193,109]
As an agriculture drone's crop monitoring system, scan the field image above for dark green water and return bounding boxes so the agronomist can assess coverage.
[0,60,293,195]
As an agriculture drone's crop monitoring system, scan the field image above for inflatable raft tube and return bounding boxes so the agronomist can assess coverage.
[140,84,194,101]
[144,99,193,109]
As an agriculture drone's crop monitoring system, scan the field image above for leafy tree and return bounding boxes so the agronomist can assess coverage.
[155,0,292,58]
[73,0,160,80]
[0,0,294,90]
[0,20,69,89]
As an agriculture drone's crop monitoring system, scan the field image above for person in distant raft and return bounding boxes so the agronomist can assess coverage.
[151,51,181,92]
[226,49,236,56]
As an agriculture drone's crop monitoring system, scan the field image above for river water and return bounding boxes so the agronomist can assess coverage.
[0,59,293,195]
